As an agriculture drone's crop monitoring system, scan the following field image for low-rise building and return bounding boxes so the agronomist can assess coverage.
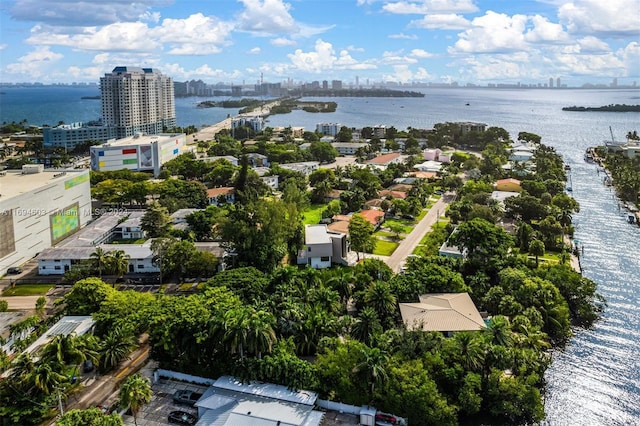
[207,187,235,206]
[399,293,486,335]
[113,212,145,240]
[495,178,523,192]
[332,142,369,155]
[298,224,352,269]
[90,132,188,177]
[279,161,319,176]
[366,152,402,167]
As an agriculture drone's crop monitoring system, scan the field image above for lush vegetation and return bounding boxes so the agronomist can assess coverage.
[594,143,640,203]
[0,124,606,425]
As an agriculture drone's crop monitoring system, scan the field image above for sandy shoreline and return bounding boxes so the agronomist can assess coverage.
[187,101,278,145]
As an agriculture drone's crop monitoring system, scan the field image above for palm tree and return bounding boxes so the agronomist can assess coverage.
[39,334,86,370]
[222,307,250,358]
[107,250,130,283]
[90,247,109,278]
[485,315,513,347]
[100,327,137,371]
[364,281,397,327]
[245,309,277,358]
[351,307,382,346]
[30,361,68,394]
[454,331,485,372]
[353,347,389,398]
[119,374,152,426]
[327,268,355,307]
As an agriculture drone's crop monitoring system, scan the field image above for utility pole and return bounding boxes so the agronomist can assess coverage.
[57,387,64,417]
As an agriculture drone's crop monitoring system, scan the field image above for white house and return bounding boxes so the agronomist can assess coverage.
[113,212,145,239]
[332,142,369,155]
[298,225,352,269]
[206,187,235,206]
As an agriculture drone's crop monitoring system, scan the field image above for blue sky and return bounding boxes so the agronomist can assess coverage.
[0,0,638,86]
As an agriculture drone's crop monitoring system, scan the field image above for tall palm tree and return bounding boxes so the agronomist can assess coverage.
[100,327,137,372]
[39,334,85,370]
[353,347,389,398]
[118,374,152,426]
[245,309,277,359]
[485,315,513,347]
[364,281,397,327]
[107,250,130,282]
[222,307,250,358]
[90,247,109,278]
[327,268,355,307]
[454,331,485,372]
[30,361,68,394]
[351,307,382,346]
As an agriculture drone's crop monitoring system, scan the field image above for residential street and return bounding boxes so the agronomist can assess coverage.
[385,193,453,273]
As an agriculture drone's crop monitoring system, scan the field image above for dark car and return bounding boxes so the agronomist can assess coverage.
[82,359,94,373]
[168,410,197,425]
[402,214,415,220]
[6,267,22,275]
[172,389,203,406]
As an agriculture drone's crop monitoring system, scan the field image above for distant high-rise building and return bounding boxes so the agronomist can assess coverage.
[101,66,176,138]
[549,77,554,88]
[557,77,561,88]
[355,76,359,87]
[332,80,343,90]
[322,80,328,90]
[44,66,176,149]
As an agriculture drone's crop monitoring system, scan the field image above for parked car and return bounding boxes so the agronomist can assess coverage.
[168,410,197,425]
[6,267,22,275]
[82,359,94,373]
[172,389,203,406]
[401,214,415,220]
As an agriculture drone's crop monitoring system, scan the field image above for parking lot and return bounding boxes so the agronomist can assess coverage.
[123,379,209,426]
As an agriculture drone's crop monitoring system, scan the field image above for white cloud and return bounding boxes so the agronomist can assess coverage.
[577,36,611,53]
[286,39,376,74]
[389,33,419,40]
[410,48,434,58]
[288,39,337,72]
[380,49,419,64]
[236,0,298,34]
[383,64,433,82]
[5,46,64,79]
[409,13,470,30]
[248,47,262,54]
[382,0,478,14]
[619,42,640,77]
[0,44,7,51]
[450,11,528,53]
[558,0,639,37]
[24,14,233,56]
[271,38,296,47]
[524,15,570,44]
[9,0,169,26]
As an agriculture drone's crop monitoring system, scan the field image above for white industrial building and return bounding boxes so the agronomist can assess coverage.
[90,132,188,177]
[0,166,91,275]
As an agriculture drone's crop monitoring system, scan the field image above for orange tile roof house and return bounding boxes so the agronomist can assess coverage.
[366,152,402,166]
[494,178,523,192]
[359,209,385,227]
[379,189,408,199]
[207,187,235,206]
[399,293,486,334]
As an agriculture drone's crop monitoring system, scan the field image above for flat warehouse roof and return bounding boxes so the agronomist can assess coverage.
[0,169,89,200]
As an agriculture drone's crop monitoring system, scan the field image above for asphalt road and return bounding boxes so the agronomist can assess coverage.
[385,194,453,273]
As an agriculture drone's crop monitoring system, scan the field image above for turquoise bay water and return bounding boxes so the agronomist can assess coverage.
[2,85,640,424]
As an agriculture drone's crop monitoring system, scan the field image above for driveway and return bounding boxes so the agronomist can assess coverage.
[385,194,452,272]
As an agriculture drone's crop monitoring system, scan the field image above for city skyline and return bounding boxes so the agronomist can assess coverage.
[0,0,638,86]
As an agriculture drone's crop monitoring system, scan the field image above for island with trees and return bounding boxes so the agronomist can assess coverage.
[562,104,640,112]
[0,121,605,426]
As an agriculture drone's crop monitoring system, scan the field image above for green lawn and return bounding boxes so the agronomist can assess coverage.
[2,284,55,296]
[302,204,326,225]
[383,219,413,234]
[373,239,399,256]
